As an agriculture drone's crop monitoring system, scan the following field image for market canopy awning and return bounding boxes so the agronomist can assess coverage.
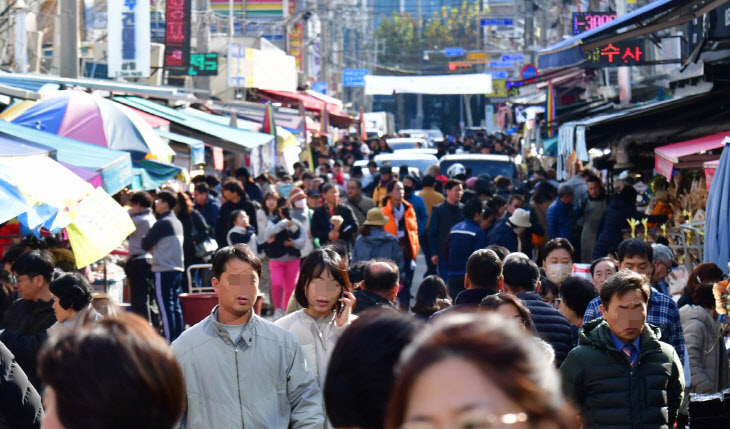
[114,96,274,153]
[256,89,354,128]
[0,119,133,195]
[131,159,183,190]
[654,130,728,179]
[0,134,56,157]
[155,129,206,166]
[538,0,726,70]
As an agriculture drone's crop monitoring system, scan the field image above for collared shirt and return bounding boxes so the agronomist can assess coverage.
[583,287,686,361]
[609,330,641,365]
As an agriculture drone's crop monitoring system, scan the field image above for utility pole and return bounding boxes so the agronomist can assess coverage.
[194,0,211,92]
[58,0,79,78]
[336,11,344,101]
[415,0,423,129]
[616,0,631,104]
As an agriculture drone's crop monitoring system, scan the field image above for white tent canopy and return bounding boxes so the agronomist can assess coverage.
[364,73,493,95]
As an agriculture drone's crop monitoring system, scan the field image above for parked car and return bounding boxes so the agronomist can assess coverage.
[385,137,431,150]
[424,129,445,143]
[392,148,438,156]
[439,154,520,180]
[374,153,439,176]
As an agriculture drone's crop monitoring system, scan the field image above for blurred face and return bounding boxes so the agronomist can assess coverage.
[544,248,573,266]
[346,181,362,200]
[222,189,239,204]
[559,193,574,205]
[652,260,671,283]
[234,212,249,227]
[600,289,647,344]
[14,273,43,301]
[193,190,207,206]
[558,298,578,324]
[51,294,78,323]
[307,196,321,209]
[265,196,278,211]
[496,303,526,331]
[587,181,602,199]
[154,199,169,215]
[212,258,259,325]
[592,260,617,291]
[324,187,339,206]
[506,198,523,215]
[389,182,405,204]
[401,357,529,429]
[620,255,652,279]
[480,216,495,231]
[381,172,393,183]
[446,184,463,203]
[305,269,342,318]
[42,388,64,429]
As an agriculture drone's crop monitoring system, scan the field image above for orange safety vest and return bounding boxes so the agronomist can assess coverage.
[382,199,419,260]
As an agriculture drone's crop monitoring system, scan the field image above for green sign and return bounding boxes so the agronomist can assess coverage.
[189,53,218,76]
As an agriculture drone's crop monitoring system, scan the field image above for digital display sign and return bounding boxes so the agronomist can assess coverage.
[573,12,617,34]
[189,53,218,76]
[164,0,191,69]
[584,39,646,67]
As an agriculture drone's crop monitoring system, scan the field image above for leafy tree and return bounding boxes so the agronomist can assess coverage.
[375,12,419,67]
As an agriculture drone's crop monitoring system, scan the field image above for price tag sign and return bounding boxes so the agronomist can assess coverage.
[572,12,617,34]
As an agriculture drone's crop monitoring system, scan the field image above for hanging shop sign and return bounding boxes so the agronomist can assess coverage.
[188,53,218,76]
[583,39,646,67]
[108,0,151,78]
[164,0,191,70]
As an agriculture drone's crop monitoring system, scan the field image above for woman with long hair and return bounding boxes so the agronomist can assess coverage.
[255,190,280,315]
[411,275,451,321]
[384,313,577,429]
[677,262,726,308]
[275,248,356,428]
[172,190,211,272]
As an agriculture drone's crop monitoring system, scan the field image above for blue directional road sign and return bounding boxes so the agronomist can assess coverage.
[480,18,514,26]
[489,61,514,69]
[443,47,466,57]
[342,68,369,87]
[501,54,524,62]
[488,71,509,79]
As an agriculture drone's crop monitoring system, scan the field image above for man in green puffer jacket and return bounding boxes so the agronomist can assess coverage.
[560,270,684,429]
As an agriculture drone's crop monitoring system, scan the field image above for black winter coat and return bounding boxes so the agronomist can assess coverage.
[215,199,258,248]
[0,298,56,391]
[592,197,667,260]
[310,203,358,246]
[179,208,210,266]
[0,341,42,428]
[560,318,685,429]
[516,292,574,367]
[352,289,397,315]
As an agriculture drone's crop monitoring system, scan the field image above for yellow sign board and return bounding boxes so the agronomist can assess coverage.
[467,52,488,61]
[484,79,508,98]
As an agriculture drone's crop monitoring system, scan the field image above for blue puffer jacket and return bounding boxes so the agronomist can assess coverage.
[545,199,574,243]
[516,292,574,367]
[487,220,519,253]
[447,219,488,278]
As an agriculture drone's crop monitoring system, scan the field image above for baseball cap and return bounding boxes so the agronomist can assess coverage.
[652,243,677,268]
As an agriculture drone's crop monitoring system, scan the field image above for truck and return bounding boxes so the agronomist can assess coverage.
[363,112,395,138]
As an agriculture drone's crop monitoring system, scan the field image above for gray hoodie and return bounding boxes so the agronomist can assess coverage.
[351,227,404,271]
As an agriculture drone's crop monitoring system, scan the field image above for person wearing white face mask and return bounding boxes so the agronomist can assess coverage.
[542,238,576,286]
[289,187,314,259]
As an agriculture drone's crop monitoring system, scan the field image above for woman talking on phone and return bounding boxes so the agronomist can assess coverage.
[275,248,356,428]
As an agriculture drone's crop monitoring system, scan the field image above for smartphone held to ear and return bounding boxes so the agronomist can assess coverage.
[337,292,345,317]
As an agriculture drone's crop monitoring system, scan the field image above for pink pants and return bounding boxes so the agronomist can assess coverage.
[269,259,300,310]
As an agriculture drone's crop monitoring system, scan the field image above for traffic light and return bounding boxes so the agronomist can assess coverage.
[448,61,473,71]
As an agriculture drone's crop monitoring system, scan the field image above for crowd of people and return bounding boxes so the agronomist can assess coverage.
[0,133,728,429]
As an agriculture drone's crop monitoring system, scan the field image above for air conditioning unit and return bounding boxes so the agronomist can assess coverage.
[145,43,165,86]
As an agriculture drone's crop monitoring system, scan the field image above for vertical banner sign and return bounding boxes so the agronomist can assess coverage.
[228,44,246,87]
[164,0,191,70]
[288,0,303,71]
[108,0,151,78]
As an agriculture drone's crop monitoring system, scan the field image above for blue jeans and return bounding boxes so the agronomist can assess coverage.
[154,271,184,342]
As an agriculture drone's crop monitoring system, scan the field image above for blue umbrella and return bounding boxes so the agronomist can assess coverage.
[704,140,730,274]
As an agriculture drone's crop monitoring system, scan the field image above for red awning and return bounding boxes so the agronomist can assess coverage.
[257,89,354,128]
[654,132,728,179]
[128,106,170,129]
